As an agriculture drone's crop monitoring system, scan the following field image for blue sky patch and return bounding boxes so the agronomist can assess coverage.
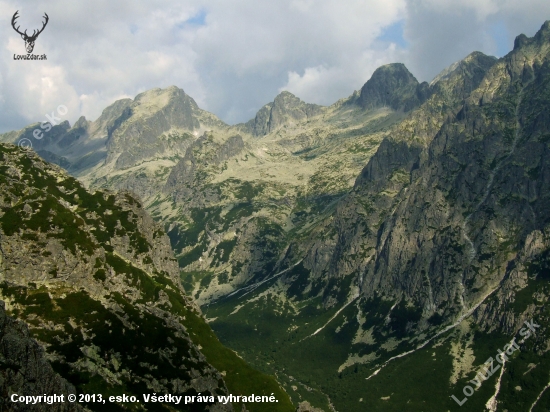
[488,20,510,57]
[176,10,207,30]
[186,10,207,26]
[378,20,408,48]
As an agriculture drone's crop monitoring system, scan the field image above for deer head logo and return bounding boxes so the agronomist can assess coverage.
[11,11,49,54]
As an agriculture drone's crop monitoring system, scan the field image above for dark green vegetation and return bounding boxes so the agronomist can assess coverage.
[0,145,150,258]
[176,300,295,412]
[1,284,212,412]
[0,280,293,412]
[208,271,550,411]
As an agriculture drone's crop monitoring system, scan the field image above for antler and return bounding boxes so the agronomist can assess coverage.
[11,11,49,40]
[11,11,27,37]
[29,13,49,40]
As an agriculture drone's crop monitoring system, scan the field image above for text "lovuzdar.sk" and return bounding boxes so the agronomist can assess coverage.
[452,319,540,406]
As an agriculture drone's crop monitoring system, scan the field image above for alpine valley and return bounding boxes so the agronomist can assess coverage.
[3,20,550,412]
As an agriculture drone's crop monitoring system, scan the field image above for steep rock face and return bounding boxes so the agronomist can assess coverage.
[93,98,133,139]
[352,22,550,317]
[357,63,430,112]
[244,91,324,136]
[0,302,83,412]
[296,51,499,296]
[353,52,498,193]
[97,86,230,172]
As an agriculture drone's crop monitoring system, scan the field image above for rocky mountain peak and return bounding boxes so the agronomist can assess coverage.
[95,97,133,129]
[429,51,497,99]
[72,115,89,130]
[244,90,324,137]
[514,20,550,50]
[514,33,530,50]
[104,86,208,169]
[357,62,430,112]
[133,85,196,110]
[459,50,497,70]
[272,90,304,107]
[538,19,550,37]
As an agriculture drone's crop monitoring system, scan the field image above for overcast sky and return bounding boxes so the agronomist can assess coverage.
[0,0,549,132]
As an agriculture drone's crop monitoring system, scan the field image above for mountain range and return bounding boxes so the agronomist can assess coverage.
[2,20,550,412]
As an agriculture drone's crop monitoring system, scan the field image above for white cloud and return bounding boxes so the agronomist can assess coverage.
[0,0,549,132]
[279,45,402,105]
[187,0,407,120]
[417,0,500,20]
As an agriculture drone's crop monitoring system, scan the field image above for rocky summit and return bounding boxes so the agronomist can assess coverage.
[3,19,550,412]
